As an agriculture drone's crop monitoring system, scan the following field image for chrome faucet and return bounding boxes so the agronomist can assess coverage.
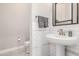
[57,29,65,36]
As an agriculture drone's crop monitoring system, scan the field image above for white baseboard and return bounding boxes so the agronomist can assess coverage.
[0,45,24,55]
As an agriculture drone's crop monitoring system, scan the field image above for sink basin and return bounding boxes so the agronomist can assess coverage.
[46,34,79,56]
[46,34,78,46]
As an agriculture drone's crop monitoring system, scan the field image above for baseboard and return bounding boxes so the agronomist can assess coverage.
[0,45,24,55]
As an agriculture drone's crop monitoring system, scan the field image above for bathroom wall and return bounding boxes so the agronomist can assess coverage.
[32,3,79,56]
[0,3,31,55]
[33,3,79,56]
[32,3,56,56]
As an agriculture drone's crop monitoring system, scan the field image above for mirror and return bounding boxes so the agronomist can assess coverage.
[53,3,78,26]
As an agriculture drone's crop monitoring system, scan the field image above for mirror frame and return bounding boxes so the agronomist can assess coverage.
[53,3,78,26]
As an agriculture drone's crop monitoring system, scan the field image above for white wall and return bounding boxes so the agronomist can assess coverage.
[32,3,56,56]
[0,3,31,55]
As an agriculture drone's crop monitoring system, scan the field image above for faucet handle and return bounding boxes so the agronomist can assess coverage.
[68,31,72,37]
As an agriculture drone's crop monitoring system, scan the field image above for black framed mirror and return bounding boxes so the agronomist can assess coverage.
[53,3,78,26]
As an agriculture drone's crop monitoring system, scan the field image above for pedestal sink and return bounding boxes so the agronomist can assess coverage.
[46,34,78,56]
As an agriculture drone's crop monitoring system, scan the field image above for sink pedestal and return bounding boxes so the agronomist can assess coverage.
[56,45,65,56]
[46,34,78,56]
